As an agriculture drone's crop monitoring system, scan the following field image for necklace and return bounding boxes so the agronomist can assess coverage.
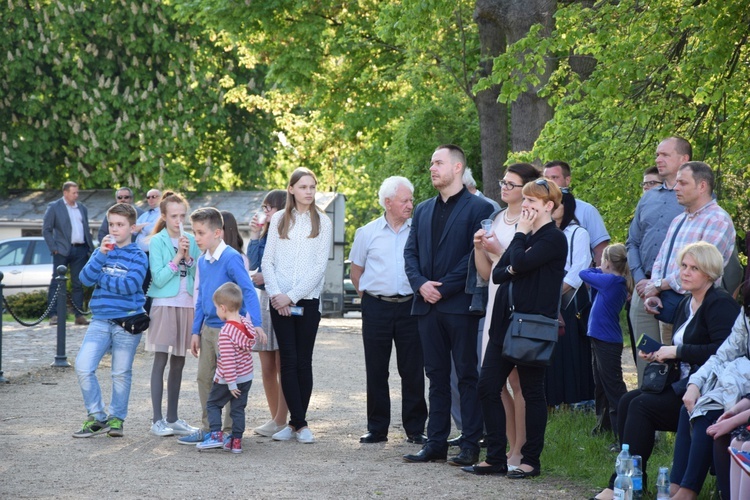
[503,210,521,225]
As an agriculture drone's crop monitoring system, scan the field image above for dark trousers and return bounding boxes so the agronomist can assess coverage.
[48,245,88,317]
[206,379,252,438]
[590,338,627,439]
[671,407,723,494]
[361,293,427,436]
[418,310,481,453]
[479,338,547,470]
[608,387,683,488]
[271,298,320,430]
[713,433,732,500]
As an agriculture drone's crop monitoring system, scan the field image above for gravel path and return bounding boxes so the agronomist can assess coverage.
[0,316,596,499]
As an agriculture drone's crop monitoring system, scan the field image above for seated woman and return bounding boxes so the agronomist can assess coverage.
[463,178,566,478]
[593,241,739,500]
[671,288,750,500]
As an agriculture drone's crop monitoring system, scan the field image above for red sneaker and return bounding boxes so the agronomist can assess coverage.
[223,437,242,454]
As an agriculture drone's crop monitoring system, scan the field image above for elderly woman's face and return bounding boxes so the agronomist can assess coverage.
[679,253,712,292]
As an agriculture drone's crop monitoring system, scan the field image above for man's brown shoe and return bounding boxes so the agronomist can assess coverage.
[75,316,90,326]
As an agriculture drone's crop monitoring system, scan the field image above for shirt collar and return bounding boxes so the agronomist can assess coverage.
[686,199,717,219]
[63,197,78,209]
[380,214,411,233]
[205,240,228,263]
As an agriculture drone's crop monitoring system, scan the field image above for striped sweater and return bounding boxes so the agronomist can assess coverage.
[214,317,256,390]
[79,244,148,320]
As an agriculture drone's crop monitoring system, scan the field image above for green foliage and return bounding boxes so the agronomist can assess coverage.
[495,0,750,241]
[0,0,273,191]
[4,291,48,319]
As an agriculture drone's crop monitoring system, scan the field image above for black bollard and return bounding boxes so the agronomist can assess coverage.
[52,265,71,368]
[0,271,7,383]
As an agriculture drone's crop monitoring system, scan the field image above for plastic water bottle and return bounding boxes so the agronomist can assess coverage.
[631,455,643,500]
[656,466,670,500]
[614,458,633,500]
[616,443,632,475]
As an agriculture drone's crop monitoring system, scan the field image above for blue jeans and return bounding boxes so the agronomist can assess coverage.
[75,319,142,421]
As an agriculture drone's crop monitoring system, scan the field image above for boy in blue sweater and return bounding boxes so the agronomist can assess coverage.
[73,203,148,438]
[178,207,264,444]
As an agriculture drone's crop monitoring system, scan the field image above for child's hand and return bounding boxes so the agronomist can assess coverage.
[230,388,241,398]
[190,334,201,357]
[255,327,267,346]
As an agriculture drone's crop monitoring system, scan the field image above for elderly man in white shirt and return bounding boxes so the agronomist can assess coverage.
[349,176,428,446]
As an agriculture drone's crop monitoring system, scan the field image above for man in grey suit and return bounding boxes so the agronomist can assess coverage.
[43,181,94,325]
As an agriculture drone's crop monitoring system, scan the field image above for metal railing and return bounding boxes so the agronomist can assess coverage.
[0,265,82,383]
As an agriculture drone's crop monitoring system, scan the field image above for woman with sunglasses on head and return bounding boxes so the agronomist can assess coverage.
[247,190,289,437]
[463,177,566,479]
[473,163,540,469]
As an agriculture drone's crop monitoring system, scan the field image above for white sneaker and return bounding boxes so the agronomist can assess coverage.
[295,427,315,444]
[254,420,285,437]
[167,419,199,436]
[272,426,295,441]
[150,419,174,437]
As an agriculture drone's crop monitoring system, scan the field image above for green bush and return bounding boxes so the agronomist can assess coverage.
[4,291,48,319]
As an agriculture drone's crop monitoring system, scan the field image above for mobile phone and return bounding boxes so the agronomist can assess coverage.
[290,306,304,316]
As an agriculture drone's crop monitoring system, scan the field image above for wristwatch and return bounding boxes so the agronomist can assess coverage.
[654,278,662,290]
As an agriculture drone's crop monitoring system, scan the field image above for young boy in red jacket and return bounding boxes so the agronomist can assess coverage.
[196,282,266,453]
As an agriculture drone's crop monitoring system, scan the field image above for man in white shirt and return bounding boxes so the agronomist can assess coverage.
[543,160,610,265]
[42,181,94,326]
[134,188,161,252]
[349,176,427,445]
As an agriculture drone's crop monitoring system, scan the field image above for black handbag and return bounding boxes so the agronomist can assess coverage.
[501,282,560,367]
[111,312,150,334]
[640,361,679,394]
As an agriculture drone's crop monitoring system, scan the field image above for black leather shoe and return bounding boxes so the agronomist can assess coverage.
[447,435,463,447]
[359,432,388,444]
[461,463,508,475]
[448,448,480,467]
[506,467,540,479]
[402,447,447,463]
[406,433,427,445]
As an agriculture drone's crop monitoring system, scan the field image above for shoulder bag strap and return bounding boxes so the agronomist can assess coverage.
[661,214,688,273]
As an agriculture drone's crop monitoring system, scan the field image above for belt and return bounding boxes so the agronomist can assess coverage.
[365,291,413,303]
[71,243,87,247]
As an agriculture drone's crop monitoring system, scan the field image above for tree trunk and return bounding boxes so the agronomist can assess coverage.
[473,6,508,203]
[475,0,556,159]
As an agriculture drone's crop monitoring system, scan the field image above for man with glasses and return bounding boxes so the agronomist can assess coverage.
[543,160,610,265]
[133,189,161,312]
[43,181,94,326]
[98,187,144,243]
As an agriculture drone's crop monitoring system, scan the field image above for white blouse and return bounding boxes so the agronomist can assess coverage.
[262,208,332,304]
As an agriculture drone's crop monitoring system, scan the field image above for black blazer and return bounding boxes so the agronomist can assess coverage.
[669,286,739,395]
[42,198,94,257]
[404,188,493,316]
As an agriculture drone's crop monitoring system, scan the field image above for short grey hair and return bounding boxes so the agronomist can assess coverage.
[462,167,477,188]
[116,186,134,199]
[378,176,414,209]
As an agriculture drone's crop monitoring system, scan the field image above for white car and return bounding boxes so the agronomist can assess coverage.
[0,237,53,297]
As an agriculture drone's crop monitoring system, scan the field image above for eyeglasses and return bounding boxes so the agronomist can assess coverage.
[146,194,159,199]
[116,195,132,200]
[640,180,661,188]
[261,205,271,212]
[499,179,523,190]
[535,178,550,193]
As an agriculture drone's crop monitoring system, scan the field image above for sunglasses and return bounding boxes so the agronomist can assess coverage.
[146,194,159,199]
[535,178,550,193]
[116,195,132,200]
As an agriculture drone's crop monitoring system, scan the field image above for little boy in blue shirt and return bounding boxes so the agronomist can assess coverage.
[178,207,264,444]
[72,203,148,438]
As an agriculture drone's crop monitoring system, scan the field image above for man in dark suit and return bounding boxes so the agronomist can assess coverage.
[42,181,94,325]
[97,187,143,243]
[402,144,493,466]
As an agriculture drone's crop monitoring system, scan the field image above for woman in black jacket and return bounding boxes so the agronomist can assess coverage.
[462,178,567,479]
[593,241,739,500]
